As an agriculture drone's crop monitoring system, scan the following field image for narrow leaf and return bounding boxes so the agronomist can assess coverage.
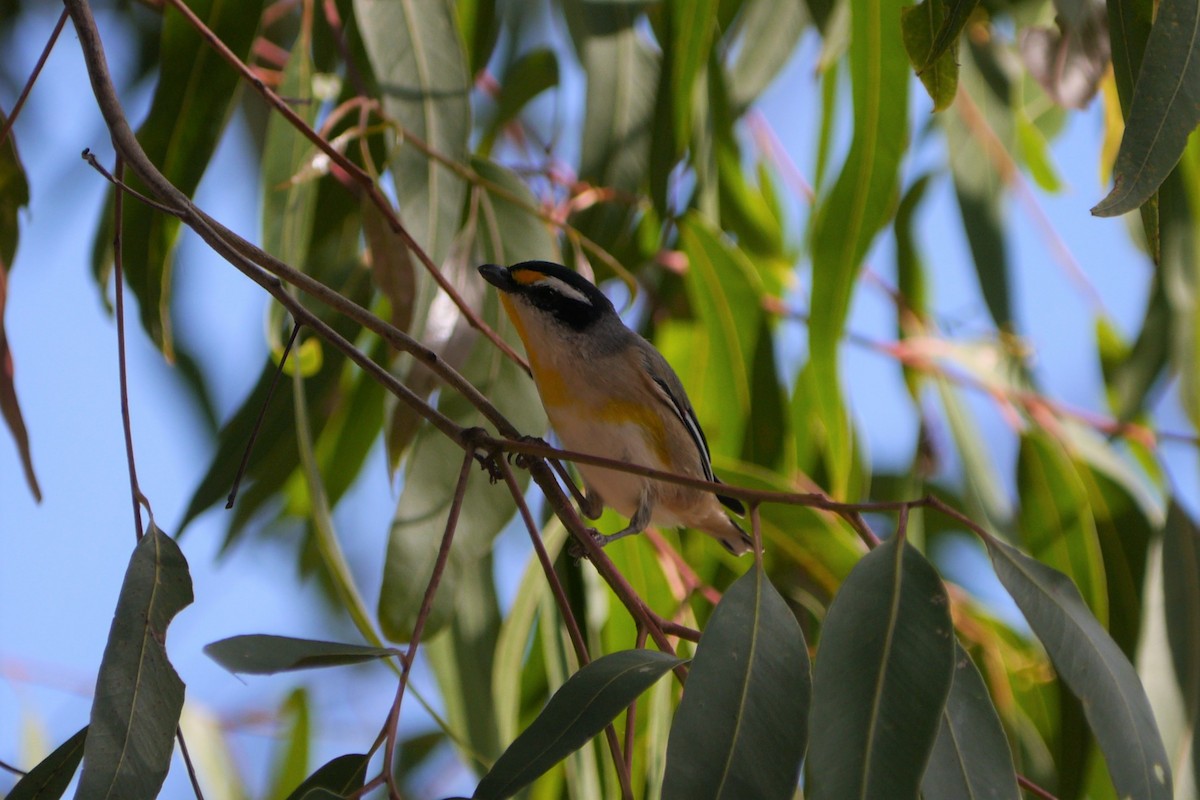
[902,0,959,111]
[355,0,470,266]
[0,261,40,501]
[808,0,908,494]
[1092,0,1200,216]
[806,535,954,799]
[91,0,266,356]
[0,108,29,268]
[1162,503,1200,714]
[921,646,1020,800]
[925,0,979,68]
[204,635,394,674]
[722,0,808,111]
[473,650,682,800]
[76,528,194,799]
[662,567,810,800]
[483,48,559,151]
[7,726,87,800]
[282,753,369,800]
[985,537,1173,799]
[667,0,717,152]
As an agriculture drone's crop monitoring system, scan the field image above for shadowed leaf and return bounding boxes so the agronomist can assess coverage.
[806,535,954,799]
[921,646,1020,800]
[282,753,369,800]
[985,537,1173,799]
[91,0,265,356]
[77,528,194,799]
[1162,504,1200,723]
[1092,0,1200,216]
[902,0,959,111]
[204,635,395,674]
[662,567,810,800]
[6,726,87,800]
[924,0,979,68]
[482,48,559,152]
[473,650,682,799]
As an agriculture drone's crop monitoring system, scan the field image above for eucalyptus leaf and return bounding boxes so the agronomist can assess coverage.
[282,753,370,800]
[985,537,1173,799]
[473,650,682,799]
[204,635,395,674]
[662,567,810,800]
[76,529,194,800]
[7,726,87,800]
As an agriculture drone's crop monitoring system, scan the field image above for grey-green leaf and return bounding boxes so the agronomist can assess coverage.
[1162,503,1200,716]
[985,536,1173,799]
[1091,0,1200,216]
[204,635,395,674]
[921,646,1020,800]
[662,567,810,800]
[806,536,955,800]
[283,753,370,800]
[355,0,470,266]
[7,726,87,800]
[473,649,682,799]
[75,528,194,800]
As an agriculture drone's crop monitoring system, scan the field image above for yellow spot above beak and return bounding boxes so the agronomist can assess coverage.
[511,269,544,286]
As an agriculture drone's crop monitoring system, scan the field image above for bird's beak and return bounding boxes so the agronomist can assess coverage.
[478,264,514,292]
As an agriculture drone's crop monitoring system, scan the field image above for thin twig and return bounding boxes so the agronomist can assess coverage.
[111,157,144,540]
[226,321,301,508]
[176,727,206,800]
[0,8,68,147]
[1017,773,1060,800]
[496,457,636,800]
[0,757,26,777]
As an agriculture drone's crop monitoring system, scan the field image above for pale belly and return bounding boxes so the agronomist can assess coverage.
[546,408,684,527]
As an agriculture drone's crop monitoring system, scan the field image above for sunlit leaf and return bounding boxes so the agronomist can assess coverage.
[1092,0,1200,216]
[92,0,266,356]
[266,690,310,800]
[475,650,682,800]
[1016,431,1107,624]
[985,537,1173,799]
[808,0,908,495]
[902,0,958,112]
[722,0,807,111]
[921,645,1020,800]
[806,535,954,799]
[6,726,87,800]
[355,0,470,266]
[77,528,194,799]
[663,567,809,800]
[204,634,394,674]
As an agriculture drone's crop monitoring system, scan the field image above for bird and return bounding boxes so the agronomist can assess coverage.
[478,260,752,556]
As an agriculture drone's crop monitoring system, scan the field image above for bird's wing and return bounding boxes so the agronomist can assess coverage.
[639,346,745,515]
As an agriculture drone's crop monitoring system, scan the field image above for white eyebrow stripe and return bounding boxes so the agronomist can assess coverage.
[536,276,592,305]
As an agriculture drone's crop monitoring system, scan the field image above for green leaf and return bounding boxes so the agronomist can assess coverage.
[1016,431,1108,625]
[935,381,1012,531]
[266,690,310,800]
[662,567,810,800]
[92,0,265,356]
[985,537,1173,799]
[1160,166,1200,430]
[721,0,807,111]
[473,650,682,800]
[924,0,979,69]
[901,0,959,112]
[204,634,394,674]
[1092,0,1200,216]
[921,646,1020,800]
[806,535,954,799]
[77,528,194,799]
[456,0,499,77]
[0,258,40,501]
[1162,503,1200,717]
[262,28,319,267]
[6,726,87,800]
[808,0,908,495]
[1106,264,1171,419]
[377,159,549,642]
[0,108,28,269]
[577,4,658,193]
[667,0,716,153]
[355,0,470,266]
[282,753,370,800]
[482,48,559,152]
